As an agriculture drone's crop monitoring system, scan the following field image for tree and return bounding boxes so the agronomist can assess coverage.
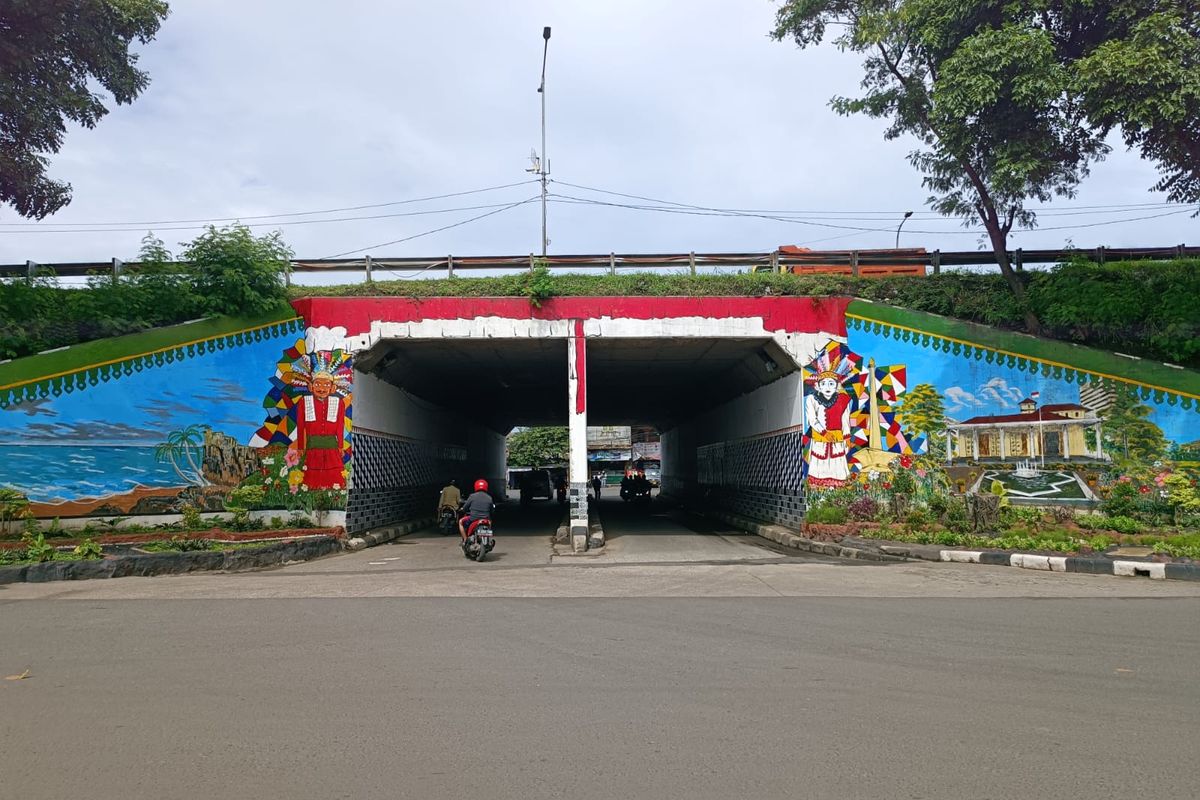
[181,224,292,316]
[771,1,1200,333]
[506,427,570,468]
[1074,7,1200,206]
[897,382,946,456]
[0,1,170,219]
[1101,385,1167,464]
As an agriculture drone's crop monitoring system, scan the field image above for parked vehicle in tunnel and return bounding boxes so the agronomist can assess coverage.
[461,517,495,562]
[519,469,553,506]
[620,475,653,503]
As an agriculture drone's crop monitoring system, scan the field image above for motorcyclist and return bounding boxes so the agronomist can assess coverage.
[458,478,495,543]
[436,479,462,516]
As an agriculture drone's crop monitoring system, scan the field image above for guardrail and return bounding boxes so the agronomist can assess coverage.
[1,244,1195,281]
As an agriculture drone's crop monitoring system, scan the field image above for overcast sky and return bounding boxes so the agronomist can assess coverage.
[2,0,1196,271]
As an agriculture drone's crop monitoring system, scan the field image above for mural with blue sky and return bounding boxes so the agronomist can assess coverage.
[0,329,294,504]
[848,327,1196,446]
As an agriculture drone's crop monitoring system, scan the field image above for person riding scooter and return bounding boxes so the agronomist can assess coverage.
[436,479,462,534]
[459,478,495,543]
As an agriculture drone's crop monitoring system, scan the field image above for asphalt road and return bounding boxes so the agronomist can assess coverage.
[2,597,1198,800]
[3,499,1199,799]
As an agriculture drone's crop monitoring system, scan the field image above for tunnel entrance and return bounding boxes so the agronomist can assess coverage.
[293,295,848,536]
[348,333,806,538]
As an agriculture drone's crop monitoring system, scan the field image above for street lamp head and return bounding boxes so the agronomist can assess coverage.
[903,210,914,219]
[543,26,552,40]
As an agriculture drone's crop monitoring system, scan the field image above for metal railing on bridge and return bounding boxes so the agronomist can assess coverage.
[1,244,1196,282]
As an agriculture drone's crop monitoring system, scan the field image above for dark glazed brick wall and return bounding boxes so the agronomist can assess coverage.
[346,430,501,534]
[687,430,807,528]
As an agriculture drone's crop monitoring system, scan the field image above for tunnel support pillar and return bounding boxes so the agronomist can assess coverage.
[567,320,592,551]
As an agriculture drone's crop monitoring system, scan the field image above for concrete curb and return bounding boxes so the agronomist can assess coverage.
[588,504,605,549]
[344,517,434,551]
[929,548,1198,581]
[708,510,907,563]
[0,535,343,584]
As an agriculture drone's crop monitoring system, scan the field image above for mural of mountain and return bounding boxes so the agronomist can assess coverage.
[202,429,262,488]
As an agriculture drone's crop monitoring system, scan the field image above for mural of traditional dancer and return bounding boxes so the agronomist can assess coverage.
[802,340,926,489]
[250,328,354,492]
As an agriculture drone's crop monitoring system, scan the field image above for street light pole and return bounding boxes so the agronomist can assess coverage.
[537,26,551,257]
[895,210,914,249]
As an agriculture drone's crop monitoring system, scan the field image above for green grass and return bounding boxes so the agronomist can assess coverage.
[0,305,299,391]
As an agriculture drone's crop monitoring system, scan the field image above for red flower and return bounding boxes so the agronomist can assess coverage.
[1138,485,1151,494]
[862,483,870,491]
[899,455,913,468]
[882,482,892,490]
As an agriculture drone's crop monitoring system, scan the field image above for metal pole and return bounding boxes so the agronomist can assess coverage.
[538,27,551,257]
[895,210,913,249]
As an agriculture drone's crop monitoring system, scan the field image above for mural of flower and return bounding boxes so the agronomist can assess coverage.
[899,455,914,468]
[284,449,301,467]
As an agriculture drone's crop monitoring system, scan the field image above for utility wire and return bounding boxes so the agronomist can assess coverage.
[320,196,540,259]
[552,179,1193,218]
[0,180,541,228]
[550,192,1200,235]
[0,199,541,235]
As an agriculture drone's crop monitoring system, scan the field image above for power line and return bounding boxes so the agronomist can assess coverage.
[320,196,541,259]
[0,180,540,229]
[552,179,1194,218]
[550,191,1199,235]
[0,199,541,235]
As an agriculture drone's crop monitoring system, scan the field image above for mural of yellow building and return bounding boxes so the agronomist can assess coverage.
[945,397,1109,463]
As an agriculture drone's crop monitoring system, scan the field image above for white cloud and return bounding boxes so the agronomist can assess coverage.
[942,387,983,414]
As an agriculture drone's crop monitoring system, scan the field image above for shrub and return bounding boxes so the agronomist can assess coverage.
[847,496,879,521]
[168,536,213,552]
[21,531,56,563]
[1102,515,1142,535]
[184,225,291,316]
[180,504,205,531]
[72,538,104,560]
[806,505,849,524]
[1101,481,1141,518]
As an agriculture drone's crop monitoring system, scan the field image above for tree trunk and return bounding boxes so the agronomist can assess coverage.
[980,216,1042,335]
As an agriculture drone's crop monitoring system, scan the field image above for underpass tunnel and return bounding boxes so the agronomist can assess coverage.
[346,337,567,533]
[584,336,807,532]
[344,331,807,536]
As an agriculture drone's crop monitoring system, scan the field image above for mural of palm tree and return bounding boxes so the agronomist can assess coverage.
[154,425,210,487]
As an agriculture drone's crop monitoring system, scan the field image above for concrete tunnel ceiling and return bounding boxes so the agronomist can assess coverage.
[354,336,799,433]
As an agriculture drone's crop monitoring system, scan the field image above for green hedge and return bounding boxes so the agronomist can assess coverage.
[292,260,1200,367]
[4,260,1195,367]
[0,272,206,360]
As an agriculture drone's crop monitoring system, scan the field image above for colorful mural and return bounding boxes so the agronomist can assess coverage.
[246,329,354,502]
[801,340,926,489]
[844,312,1200,503]
[0,320,308,517]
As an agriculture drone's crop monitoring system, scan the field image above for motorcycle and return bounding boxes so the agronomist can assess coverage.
[437,505,458,535]
[461,517,496,562]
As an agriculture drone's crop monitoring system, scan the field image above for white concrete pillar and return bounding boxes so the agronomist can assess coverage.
[1094,423,1103,458]
[972,430,980,460]
[567,320,592,550]
[945,429,954,464]
[1062,426,1070,459]
[999,429,1007,461]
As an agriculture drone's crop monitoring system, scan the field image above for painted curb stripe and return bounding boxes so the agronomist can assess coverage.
[1112,560,1166,580]
[938,549,1198,581]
